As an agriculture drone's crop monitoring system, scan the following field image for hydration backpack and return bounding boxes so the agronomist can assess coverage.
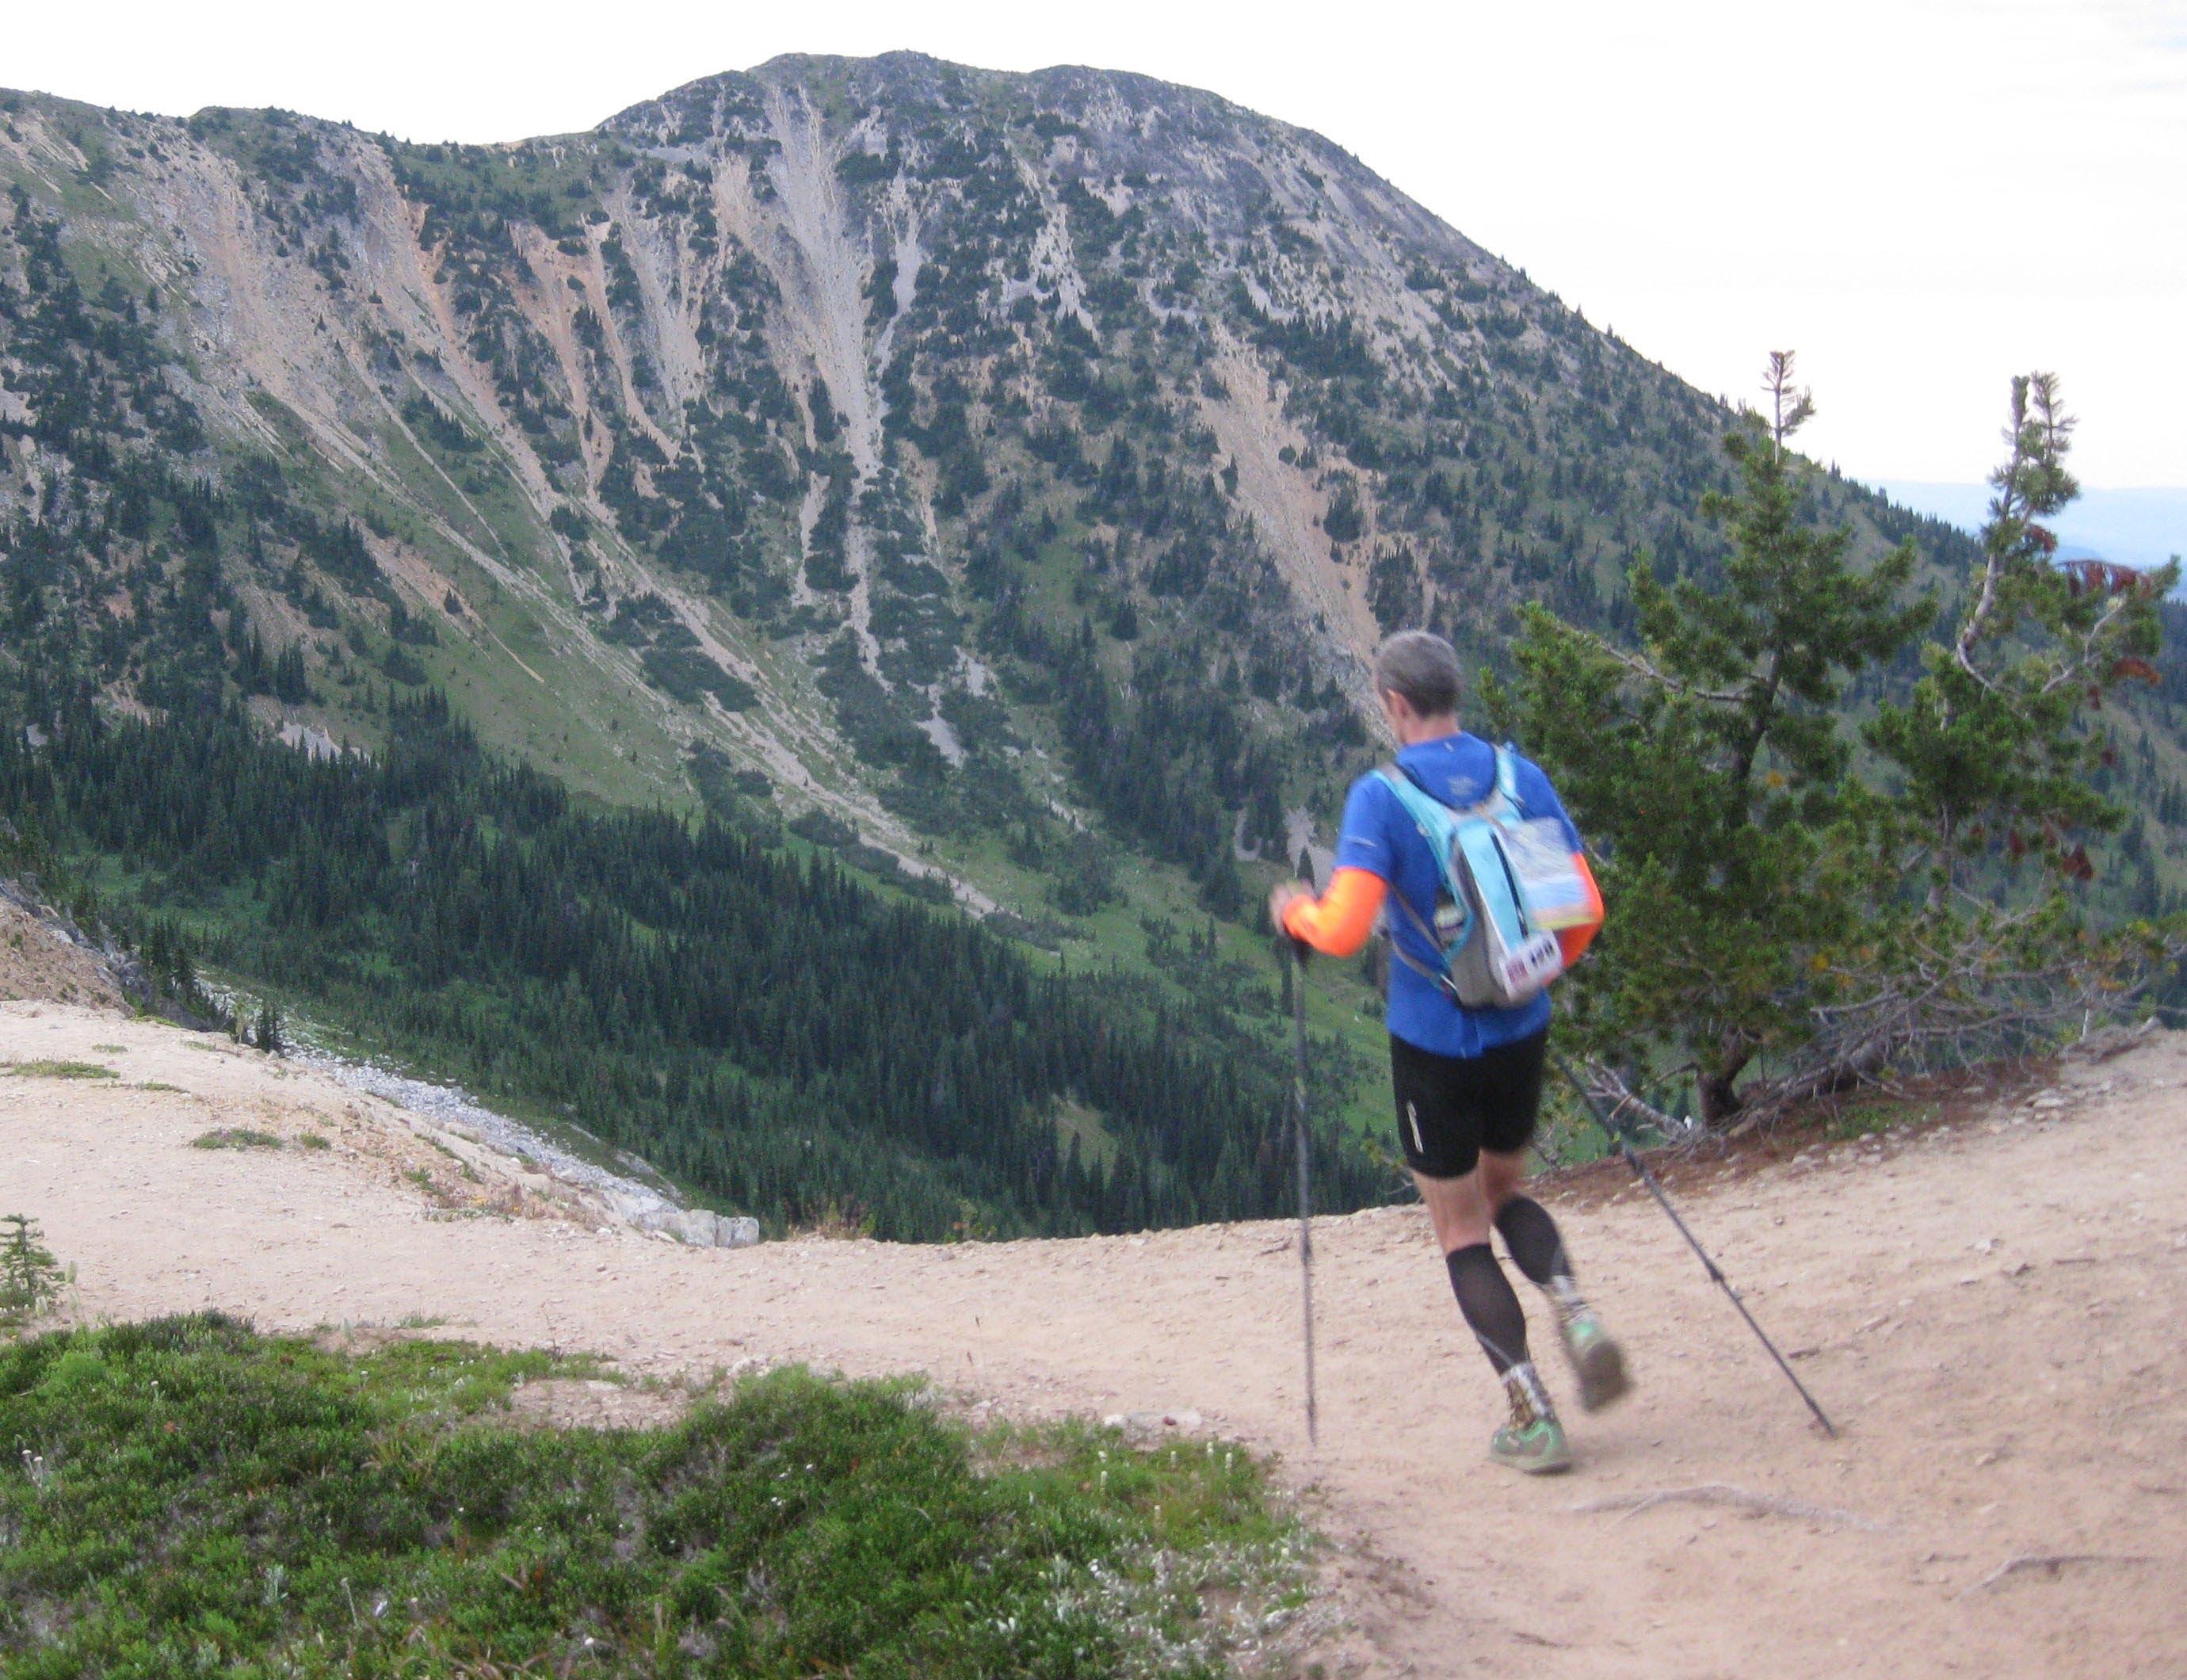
[1378,746,1597,1010]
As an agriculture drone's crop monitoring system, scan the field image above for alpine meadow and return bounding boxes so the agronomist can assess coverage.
[2,51,2182,1236]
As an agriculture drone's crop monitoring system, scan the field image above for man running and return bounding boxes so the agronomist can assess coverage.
[1269,629,1628,1474]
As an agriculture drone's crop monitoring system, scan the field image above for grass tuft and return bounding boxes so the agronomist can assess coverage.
[1814,1101,1939,1144]
[5,1060,116,1079]
[0,1318,1309,1676]
[190,1127,284,1150]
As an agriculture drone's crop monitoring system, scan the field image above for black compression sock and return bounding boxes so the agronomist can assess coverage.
[1446,1243,1530,1375]
[1494,1196,1571,1288]
[1497,1195,1594,1326]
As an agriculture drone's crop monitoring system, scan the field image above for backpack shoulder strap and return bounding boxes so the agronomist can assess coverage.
[1376,764,1448,828]
[1384,757,1502,820]
[1493,744,1523,813]
[1375,765,1474,968]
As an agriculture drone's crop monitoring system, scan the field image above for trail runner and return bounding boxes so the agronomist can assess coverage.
[1269,630,1628,1473]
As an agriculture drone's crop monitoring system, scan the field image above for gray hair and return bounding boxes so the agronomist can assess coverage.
[1372,630,1463,717]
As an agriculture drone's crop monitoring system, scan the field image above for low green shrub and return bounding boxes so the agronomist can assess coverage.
[0,1317,1309,1677]
[5,1060,115,1079]
[190,1128,284,1150]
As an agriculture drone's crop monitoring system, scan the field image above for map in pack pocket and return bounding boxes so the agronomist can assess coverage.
[1499,819,1595,930]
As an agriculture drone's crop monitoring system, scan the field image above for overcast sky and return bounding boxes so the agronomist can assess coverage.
[7,0,2183,490]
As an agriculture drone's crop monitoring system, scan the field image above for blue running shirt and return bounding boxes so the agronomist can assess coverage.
[1331,731,1584,1058]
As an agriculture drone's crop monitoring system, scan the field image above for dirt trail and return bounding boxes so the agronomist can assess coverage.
[6,999,2185,1678]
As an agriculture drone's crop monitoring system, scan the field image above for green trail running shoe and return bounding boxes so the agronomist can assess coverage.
[1561,1313,1632,1414]
[1491,1363,1573,1474]
[1490,1415,1574,1475]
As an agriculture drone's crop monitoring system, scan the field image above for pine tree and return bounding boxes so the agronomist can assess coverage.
[1835,375,2181,1075]
[273,643,310,704]
[1501,363,2180,1125]
[1867,374,2174,898]
[1499,354,1925,1124]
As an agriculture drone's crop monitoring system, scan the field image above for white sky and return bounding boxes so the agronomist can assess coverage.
[7,0,2184,488]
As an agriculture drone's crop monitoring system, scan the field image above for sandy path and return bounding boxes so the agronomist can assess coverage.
[5,1000,2184,1678]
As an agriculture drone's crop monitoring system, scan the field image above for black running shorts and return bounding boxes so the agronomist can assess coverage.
[1388,1028,1548,1180]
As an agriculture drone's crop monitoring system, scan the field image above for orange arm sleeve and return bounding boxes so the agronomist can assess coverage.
[1281,867,1387,959]
[1556,852,1605,964]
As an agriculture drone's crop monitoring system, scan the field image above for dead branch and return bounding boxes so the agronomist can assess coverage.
[1716,913,2184,1131]
[1595,641,1750,706]
[1953,1552,2154,1598]
[1952,536,2010,692]
[2037,590,2133,697]
[1572,1060,1694,1142]
[1952,384,2035,687]
[1571,1483,1887,1532]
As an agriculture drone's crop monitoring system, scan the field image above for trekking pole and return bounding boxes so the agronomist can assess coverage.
[1285,926,1320,1449]
[1552,1053,1838,1438]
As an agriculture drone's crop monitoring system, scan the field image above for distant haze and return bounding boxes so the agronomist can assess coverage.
[1870,483,2187,569]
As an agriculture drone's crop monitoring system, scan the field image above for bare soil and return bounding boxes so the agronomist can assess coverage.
[6,998,2184,1678]
[1197,342,1383,678]
[0,899,121,1011]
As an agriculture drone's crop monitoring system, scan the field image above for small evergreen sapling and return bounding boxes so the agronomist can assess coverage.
[0,1213,62,1326]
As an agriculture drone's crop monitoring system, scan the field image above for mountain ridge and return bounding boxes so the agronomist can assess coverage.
[0,62,1845,840]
